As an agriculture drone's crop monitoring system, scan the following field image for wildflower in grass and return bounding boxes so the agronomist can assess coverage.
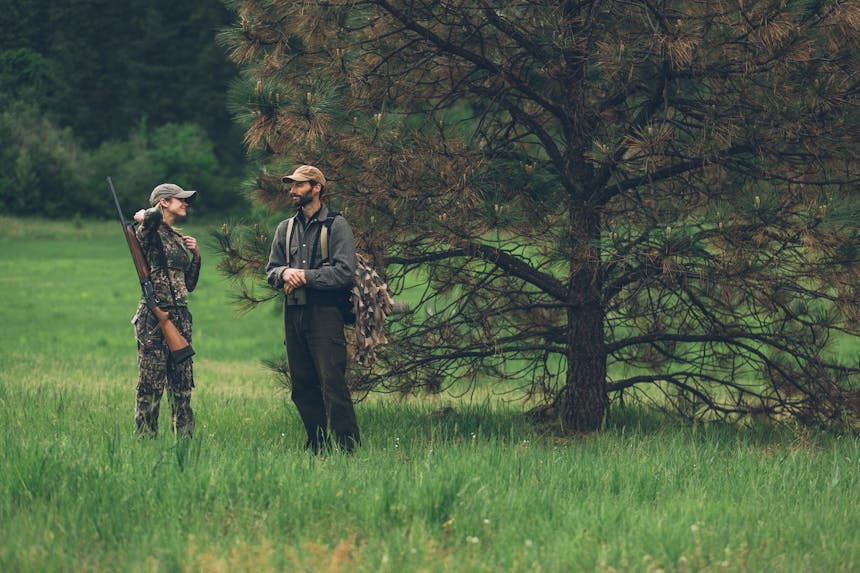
[466,536,480,544]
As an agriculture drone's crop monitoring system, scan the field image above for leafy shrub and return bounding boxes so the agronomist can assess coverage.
[0,102,94,217]
[0,101,245,218]
[92,121,243,217]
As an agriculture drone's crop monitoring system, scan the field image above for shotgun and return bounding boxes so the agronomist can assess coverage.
[107,177,194,363]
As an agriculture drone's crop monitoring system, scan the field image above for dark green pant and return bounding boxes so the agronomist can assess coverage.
[284,304,360,452]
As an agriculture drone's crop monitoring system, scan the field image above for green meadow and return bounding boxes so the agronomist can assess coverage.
[0,216,857,572]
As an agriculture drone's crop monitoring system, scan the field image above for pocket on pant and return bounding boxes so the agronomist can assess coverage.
[136,311,163,346]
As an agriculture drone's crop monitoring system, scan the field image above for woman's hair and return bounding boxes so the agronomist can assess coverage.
[156,199,182,230]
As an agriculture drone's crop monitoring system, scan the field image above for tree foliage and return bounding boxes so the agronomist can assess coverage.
[0,0,239,150]
[217,0,860,431]
[0,0,246,216]
[0,104,227,218]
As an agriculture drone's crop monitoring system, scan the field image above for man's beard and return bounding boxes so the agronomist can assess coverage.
[292,188,313,207]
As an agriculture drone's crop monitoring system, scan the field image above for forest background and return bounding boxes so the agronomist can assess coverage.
[0,0,245,218]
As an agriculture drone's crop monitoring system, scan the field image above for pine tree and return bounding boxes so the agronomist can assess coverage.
[217,0,860,431]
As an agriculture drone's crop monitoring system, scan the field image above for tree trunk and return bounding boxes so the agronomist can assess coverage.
[561,299,608,431]
[558,207,608,432]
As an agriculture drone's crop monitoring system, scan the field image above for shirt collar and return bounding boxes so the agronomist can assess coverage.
[297,203,329,224]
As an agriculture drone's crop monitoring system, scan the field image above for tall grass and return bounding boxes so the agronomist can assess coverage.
[0,217,857,572]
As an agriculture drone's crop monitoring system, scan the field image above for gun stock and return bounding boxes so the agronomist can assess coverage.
[107,177,195,363]
[151,306,195,363]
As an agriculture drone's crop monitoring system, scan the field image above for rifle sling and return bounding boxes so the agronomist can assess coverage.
[151,224,181,308]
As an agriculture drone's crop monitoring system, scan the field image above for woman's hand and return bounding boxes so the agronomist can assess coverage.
[183,235,200,256]
[133,209,146,223]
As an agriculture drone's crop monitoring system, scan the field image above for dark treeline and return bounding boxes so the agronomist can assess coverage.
[0,0,247,217]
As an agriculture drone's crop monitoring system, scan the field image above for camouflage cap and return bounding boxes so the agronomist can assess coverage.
[149,183,197,206]
[281,165,326,187]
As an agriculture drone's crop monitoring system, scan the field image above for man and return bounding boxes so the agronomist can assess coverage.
[265,165,360,453]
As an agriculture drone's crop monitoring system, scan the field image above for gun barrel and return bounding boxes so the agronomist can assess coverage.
[106,176,128,227]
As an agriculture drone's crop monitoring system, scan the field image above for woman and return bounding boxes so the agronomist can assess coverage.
[132,183,201,437]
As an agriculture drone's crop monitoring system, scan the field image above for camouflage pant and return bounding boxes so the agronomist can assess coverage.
[134,305,194,437]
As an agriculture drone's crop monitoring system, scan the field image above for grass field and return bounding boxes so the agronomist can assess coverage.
[1,216,857,572]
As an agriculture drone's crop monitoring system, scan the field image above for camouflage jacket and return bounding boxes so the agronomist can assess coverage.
[136,207,201,308]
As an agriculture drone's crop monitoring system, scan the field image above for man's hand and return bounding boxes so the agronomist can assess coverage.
[281,268,307,293]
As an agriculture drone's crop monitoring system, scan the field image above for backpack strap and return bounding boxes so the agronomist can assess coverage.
[320,212,340,263]
[285,212,339,265]
[283,216,295,265]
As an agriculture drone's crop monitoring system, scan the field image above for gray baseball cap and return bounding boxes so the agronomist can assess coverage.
[149,183,197,206]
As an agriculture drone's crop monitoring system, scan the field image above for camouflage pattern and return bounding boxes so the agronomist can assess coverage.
[350,252,396,367]
[136,207,200,308]
[134,305,194,437]
[132,207,200,437]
